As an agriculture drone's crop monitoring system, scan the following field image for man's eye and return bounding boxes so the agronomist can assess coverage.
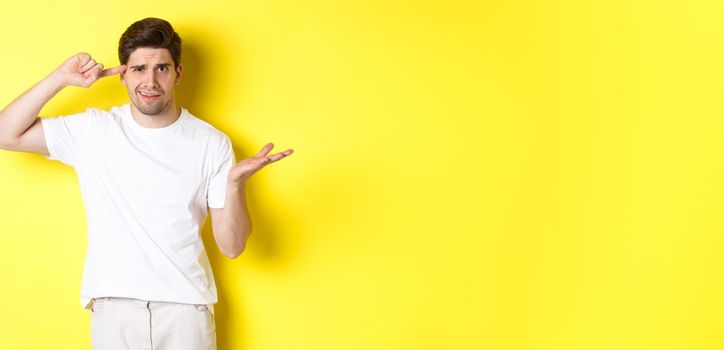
[158,66,167,72]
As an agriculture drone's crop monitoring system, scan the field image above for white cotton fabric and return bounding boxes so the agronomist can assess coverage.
[41,104,235,310]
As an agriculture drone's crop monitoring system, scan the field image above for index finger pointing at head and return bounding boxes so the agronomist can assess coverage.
[99,65,127,78]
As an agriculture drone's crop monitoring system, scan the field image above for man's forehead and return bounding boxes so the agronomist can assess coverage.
[127,47,173,64]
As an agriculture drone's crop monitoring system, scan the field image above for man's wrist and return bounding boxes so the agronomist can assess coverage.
[46,70,69,91]
[228,179,248,192]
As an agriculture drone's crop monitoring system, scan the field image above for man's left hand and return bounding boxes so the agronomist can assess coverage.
[228,143,294,185]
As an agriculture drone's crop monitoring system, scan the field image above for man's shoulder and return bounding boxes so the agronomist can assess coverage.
[44,104,124,124]
[181,109,230,141]
[73,104,126,121]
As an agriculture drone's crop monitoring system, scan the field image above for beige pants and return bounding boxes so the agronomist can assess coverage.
[89,297,216,350]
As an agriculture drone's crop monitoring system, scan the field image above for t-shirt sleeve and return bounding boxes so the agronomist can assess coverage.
[207,135,236,208]
[41,110,93,167]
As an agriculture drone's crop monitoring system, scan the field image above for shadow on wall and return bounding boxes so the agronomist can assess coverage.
[199,174,303,349]
[174,40,203,114]
[178,27,242,350]
[180,28,299,350]
[200,141,301,350]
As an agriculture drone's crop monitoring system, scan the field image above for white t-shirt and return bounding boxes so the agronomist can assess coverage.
[41,103,235,311]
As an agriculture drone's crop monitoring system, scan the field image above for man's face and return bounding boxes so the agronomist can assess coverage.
[121,47,182,116]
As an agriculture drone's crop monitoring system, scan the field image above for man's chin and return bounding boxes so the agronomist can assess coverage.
[132,100,166,116]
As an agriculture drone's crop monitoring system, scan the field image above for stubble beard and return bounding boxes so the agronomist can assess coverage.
[135,99,169,116]
[132,91,169,116]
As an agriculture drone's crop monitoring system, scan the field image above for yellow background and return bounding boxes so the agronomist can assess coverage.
[0,0,722,349]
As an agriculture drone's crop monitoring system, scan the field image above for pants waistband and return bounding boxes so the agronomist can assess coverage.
[92,297,215,316]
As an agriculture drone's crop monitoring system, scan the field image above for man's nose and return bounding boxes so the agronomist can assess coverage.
[142,70,159,88]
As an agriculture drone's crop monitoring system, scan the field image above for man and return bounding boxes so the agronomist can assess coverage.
[0,17,292,349]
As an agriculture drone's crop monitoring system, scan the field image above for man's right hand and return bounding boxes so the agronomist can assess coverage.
[54,53,126,88]
[0,53,126,154]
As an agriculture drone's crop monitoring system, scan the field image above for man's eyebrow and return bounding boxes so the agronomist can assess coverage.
[129,63,173,69]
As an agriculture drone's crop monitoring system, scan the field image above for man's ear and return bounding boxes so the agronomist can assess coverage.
[175,63,183,85]
[120,67,126,86]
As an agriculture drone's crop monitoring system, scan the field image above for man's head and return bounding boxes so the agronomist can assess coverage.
[118,18,183,116]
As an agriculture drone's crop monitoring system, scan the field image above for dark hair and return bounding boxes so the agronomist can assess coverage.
[118,17,182,67]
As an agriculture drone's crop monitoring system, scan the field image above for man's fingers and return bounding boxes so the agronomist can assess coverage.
[88,64,104,77]
[99,65,127,78]
[75,53,92,67]
[255,143,274,157]
[238,148,292,179]
[80,58,97,73]
[265,149,294,163]
[80,64,104,87]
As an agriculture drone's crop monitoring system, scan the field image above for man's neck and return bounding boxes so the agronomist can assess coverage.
[129,102,182,129]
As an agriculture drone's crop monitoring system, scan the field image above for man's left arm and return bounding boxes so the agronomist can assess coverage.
[209,143,293,258]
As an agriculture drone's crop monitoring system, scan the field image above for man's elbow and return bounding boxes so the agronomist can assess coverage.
[0,137,19,151]
[219,228,251,259]
[223,245,246,259]
[223,236,249,259]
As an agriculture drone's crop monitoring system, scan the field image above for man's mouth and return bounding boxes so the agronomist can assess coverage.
[138,91,161,101]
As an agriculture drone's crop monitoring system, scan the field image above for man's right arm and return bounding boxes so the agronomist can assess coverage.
[0,53,126,155]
